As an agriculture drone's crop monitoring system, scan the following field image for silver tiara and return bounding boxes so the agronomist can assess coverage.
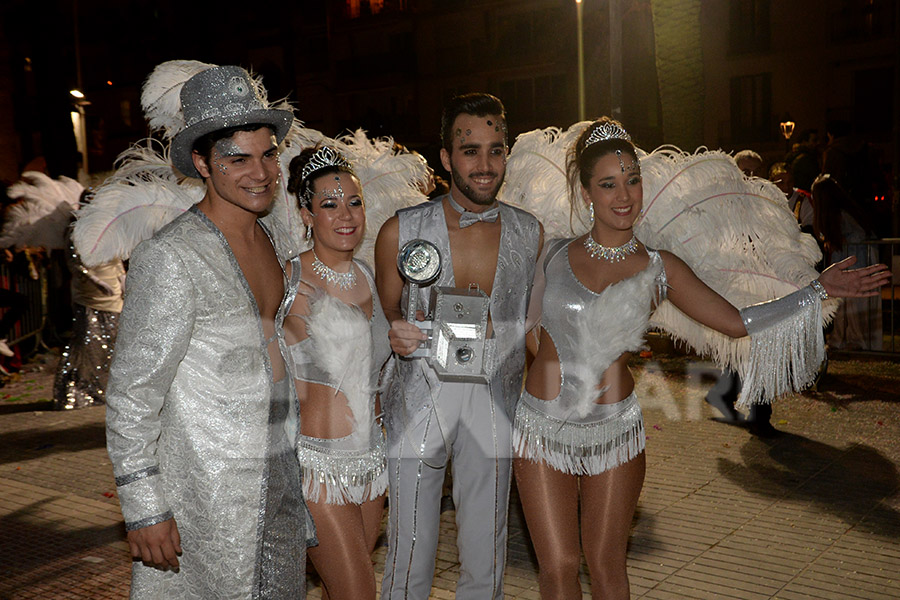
[584,122,631,148]
[300,146,352,182]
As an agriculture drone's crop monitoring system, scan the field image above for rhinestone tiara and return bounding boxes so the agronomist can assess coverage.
[300,146,353,182]
[584,121,631,148]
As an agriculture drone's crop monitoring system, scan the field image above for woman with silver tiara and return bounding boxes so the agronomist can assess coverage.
[283,145,389,600]
[510,117,890,599]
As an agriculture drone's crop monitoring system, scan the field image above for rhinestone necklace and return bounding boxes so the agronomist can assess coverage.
[583,233,639,263]
[311,251,357,290]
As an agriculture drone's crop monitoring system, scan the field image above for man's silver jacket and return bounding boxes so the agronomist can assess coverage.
[106,206,311,598]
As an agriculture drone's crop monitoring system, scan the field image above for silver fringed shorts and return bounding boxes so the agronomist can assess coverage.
[513,390,645,476]
[296,424,387,505]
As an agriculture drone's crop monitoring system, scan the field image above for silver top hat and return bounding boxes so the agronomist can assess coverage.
[170,65,293,178]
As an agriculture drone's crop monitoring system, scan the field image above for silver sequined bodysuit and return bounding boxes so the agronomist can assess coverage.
[537,238,666,417]
[287,260,391,505]
[513,238,666,475]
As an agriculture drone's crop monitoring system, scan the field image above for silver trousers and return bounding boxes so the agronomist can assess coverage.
[381,380,511,600]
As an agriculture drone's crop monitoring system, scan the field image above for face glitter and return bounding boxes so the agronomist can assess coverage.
[312,175,344,200]
[615,149,626,173]
[215,138,244,157]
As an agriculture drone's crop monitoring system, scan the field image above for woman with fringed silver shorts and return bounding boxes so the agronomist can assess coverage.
[283,146,391,600]
[511,117,886,600]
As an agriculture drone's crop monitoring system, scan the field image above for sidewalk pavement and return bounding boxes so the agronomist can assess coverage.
[1,352,898,599]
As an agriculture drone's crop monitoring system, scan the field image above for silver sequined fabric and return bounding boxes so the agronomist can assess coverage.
[388,196,541,431]
[535,239,664,416]
[106,207,309,599]
[53,304,118,410]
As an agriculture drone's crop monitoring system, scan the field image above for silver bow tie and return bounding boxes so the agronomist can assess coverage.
[449,198,500,228]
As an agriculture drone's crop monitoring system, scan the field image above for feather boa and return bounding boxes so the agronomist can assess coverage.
[303,288,373,441]
[0,172,82,249]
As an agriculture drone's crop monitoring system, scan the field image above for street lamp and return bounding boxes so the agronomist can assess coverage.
[70,89,89,177]
[576,0,585,121]
[780,119,795,153]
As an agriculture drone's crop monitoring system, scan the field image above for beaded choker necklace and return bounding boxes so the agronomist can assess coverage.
[583,234,639,263]
[311,250,357,290]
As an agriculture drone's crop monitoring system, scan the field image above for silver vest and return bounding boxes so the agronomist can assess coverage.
[386,196,541,427]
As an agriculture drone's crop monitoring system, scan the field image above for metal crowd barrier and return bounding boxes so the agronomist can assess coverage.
[0,260,48,352]
[844,238,900,356]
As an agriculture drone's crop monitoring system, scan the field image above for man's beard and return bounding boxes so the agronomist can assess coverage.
[451,167,504,206]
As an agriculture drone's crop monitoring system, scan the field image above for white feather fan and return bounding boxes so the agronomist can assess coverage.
[499,121,592,239]
[0,171,82,249]
[635,147,838,368]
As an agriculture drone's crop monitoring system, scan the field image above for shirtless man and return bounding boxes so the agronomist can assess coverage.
[375,93,542,599]
[105,64,312,598]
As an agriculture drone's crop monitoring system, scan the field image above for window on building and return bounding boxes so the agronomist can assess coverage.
[498,74,568,125]
[728,0,770,55]
[854,67,893,139]
[730,73,772,143]
[830,0,895,42]
[341,0,407,19]
[494,7,566,61]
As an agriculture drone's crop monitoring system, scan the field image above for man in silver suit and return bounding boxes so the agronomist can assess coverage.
[375,93,543,599]
[105,64,313,598]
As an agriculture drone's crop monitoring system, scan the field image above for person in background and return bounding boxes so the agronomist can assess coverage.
[53,207,125,410]
[769,161,813,233]
[812,174,882,351]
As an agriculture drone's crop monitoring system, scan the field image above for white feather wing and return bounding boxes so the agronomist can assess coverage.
[0,172,81,249]
[503,127,836,381]
[500,121,592,239]
[72,142,202,266]
[635,147,837,369]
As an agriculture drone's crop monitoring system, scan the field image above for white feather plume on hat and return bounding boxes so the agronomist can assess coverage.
[0,171,82,249]
[141,60,215,140]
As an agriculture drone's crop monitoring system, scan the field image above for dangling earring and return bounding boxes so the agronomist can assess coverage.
[305,225,312,242]
[588,202,595,224]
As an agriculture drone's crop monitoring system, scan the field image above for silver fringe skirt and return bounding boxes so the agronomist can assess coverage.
[296,424,387,505]
[513,390,645,476]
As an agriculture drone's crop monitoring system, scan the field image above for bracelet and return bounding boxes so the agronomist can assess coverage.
[809,279,829,301]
